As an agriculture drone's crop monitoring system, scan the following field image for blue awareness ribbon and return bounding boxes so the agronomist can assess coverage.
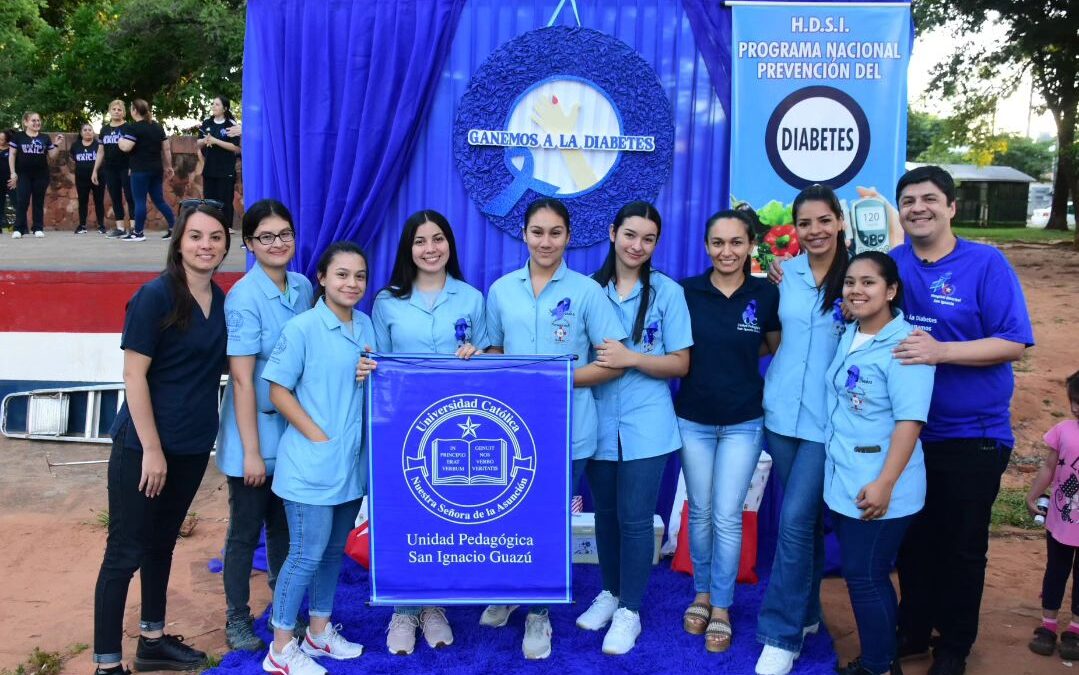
[481,147,560,218]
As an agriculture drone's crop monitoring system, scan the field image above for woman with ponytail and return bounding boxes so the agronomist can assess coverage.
[198,96,241,230]
[575,201,692,654]
[754,184,851,675]
[118,99,175,241]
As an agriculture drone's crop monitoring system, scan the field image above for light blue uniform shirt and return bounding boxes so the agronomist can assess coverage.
[262,298,374,506]
[371,276,489,354]
[486,260,627,460]
[764,254,846,443]
[216,265,313,477]
[823,311,935,520]
[593,272,693,461]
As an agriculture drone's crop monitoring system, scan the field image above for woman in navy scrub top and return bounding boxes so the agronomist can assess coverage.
[92,204,231,674]
[675,208,780,653]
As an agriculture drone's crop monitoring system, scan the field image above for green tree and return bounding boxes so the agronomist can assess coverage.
[0,0,48,128]
[907,107,945,161]
[0,0,245,131]
[992,134,1055,180]
[915,0,1078,246]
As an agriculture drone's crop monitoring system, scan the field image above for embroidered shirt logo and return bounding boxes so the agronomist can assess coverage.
[929,272,962,307]
[454,317,472,346]
[550,297,574,343]
[642,320,660,353]
[737,299,761,333]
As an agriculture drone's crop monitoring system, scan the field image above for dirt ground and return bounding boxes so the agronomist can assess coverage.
[0,242,1076,674]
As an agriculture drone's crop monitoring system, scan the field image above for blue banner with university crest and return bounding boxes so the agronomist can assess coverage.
[368,355,574,604]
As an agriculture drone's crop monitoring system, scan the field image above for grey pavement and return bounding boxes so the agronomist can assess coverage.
[0,229,247,272]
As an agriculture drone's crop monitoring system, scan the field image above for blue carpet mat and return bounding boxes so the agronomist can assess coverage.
[207,557,837,675]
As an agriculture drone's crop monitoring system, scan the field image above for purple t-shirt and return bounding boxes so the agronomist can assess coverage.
[891,238,1034,445]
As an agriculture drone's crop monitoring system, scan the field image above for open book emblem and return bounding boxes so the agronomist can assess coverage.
[403,395,538,525]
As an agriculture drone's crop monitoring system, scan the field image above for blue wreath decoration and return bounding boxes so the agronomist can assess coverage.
[453,25,675,248]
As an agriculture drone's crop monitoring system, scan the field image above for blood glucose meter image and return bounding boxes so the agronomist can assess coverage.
[849,196,890,253]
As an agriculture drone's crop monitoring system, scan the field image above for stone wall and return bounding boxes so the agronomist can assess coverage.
[24,133,243,232]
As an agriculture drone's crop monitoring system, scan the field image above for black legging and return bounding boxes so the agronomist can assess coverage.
[0,187,14,229]
[15,168,49,234]
[202,174,236,229]
[76,173,106,229]
[1043,531,1079,614]
[93,442,210,660]
[101,163,135,222]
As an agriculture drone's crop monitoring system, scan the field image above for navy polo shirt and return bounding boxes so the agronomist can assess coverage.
[110,275,227,455]
[675,271,780,426]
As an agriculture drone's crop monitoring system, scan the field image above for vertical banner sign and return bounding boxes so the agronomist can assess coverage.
[368,355,573,604]
[730,1,912,263]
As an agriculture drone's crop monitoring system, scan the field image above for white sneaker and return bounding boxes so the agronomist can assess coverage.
[601,608,641,655]
[522,612,552,660]
[420,606,454,648]
[576,590,619,630]
[33,230,44,238]
[385,613,419,655]
[479,604,519,627]
[262,639,326,675]
[11,231,21,239]
[756,644,798,675]
[300,623,363,660]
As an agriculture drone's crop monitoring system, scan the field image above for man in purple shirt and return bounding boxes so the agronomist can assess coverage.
[889,166,1034,675]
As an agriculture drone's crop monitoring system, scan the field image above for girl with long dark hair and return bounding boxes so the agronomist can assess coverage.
[755,184,850,675]
[92,203,231,674]
[575,201,691,654]
[675,208,780,654]
[825,251,934,675]
[483,197,626,660]
[8,111,62,238]
[118,99,175,241]
[198,96,241,229]
[261,242,375,675]
[216,200,313,652]
[372,209,487,655]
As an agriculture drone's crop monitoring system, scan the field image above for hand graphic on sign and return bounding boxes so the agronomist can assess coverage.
[532,95,598,191]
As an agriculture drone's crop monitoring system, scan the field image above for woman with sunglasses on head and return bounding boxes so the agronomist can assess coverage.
[118,99,175,241]
[8,111,62,238]
[576,201,692,655]
[755,184,850,675]
[371,209,487,656]
[825,251,934,675]
[676,207,780,655]
[216,199,312,653]
[69,122,106,234]
[197,96,241,230]
[92,203,231,674]
[483,197,626,660]
[96,100,136,238]
[261,242,376,675]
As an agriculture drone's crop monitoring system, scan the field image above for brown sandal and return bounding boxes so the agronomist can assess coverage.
[705,617,732,653]
[683,602,711,635]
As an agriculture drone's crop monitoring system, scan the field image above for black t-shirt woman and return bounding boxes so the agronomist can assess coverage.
[118,99,175,241]
[69,123,106,234]
[96,99,136,236]
[197,96,241,230]
[7,111,62,237]
[92,203,231,674]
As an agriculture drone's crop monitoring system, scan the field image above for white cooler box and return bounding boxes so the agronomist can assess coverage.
[572,512,664,565]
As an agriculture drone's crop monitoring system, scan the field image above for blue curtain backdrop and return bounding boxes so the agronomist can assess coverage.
[243,0,731,289]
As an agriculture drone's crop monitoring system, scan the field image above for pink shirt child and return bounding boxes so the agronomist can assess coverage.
[1046,420,1079,546]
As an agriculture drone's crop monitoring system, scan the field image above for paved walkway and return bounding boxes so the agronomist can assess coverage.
[0,230,247,272]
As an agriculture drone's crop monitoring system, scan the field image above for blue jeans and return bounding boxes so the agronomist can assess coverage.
[834,512,914,674]
[130,170,175,235]
[678,417,763,608]
[588,451,669,611]
[271,498,362,630]
[757,430,826,651]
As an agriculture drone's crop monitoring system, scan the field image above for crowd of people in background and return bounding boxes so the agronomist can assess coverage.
[0,98,240,241]
[86,163,1053,675]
